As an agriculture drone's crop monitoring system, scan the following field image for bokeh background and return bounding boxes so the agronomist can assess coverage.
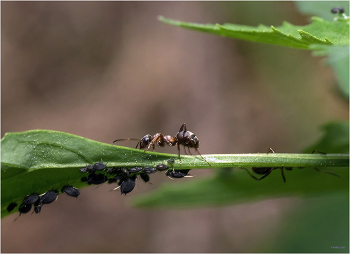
[1,1,348,252]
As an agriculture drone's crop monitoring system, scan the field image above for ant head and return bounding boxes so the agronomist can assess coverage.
[139,134,152,149]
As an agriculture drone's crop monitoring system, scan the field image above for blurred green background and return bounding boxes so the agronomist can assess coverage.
[1,1,348,252]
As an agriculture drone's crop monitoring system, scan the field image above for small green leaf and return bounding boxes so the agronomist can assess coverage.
[158,15,349,49]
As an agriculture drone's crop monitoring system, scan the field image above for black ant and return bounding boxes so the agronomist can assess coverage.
[113,123,211,166]
[242,148,340,183]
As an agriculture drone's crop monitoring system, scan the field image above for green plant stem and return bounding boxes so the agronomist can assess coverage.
[178,153,349,169]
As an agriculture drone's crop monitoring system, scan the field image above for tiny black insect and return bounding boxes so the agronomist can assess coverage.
[93,162,107,171]
[156,164,169,171]
[40,190,59,204]
[80,165,94,173]
[33,199,42,214]
[128,167,143,173]
[87,173,107,185]
[139,172,150,183]
[143,167,157,174]
[14,203,32,221]
[7,202,17,212]
[61,185,80,197]
[166,169,192,179]
[119,175,137,195]
[23,193,40,205]
[33,205,42,214]
[331,7,345,13]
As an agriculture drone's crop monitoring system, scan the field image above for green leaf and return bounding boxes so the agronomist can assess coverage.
[158,15,349,49]
[303,121,349,154]
[2,130,348,217]
[1,130,175,217]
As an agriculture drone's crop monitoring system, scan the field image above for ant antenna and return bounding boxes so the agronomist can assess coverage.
[113,138,141,149]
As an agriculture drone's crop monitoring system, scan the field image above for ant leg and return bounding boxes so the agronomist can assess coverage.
[267,148,275,154]
[187,147,193,155]
[195,148,211,166]
[280,167,286,183]
[113,138,140,143]
[313,167,340,178]
[312,150,327,154]
[257,168,273,181]
[184,146,188,155]
[110,186,121,192]
[240,167,260,181]
[177,144,182,164]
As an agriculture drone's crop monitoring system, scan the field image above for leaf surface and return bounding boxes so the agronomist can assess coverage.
[158,16,349,49]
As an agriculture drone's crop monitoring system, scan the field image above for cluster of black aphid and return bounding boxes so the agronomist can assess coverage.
[79,161,192,195]
[7,185,80,220]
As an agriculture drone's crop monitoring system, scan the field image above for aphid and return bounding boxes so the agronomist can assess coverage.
[128,167,143,173]
[61,185,80,197]
[7,202,17,212]
[142,167,157,174]
[166,169,192,179]
[167,158,175,164]
[106,167,127,175]
[80,165,94,173]
[23,193,40,205]
[40,190,59,204]
[156,164,169,171]
[14,203,32,221]
[176,123,211,166]
[33,204,42,214]
[33,199,42,214]
[120,175,137,195]
[331,7,345,13]
[139,172,150,183]
[93,162,107,171]
[87,173,107,185]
